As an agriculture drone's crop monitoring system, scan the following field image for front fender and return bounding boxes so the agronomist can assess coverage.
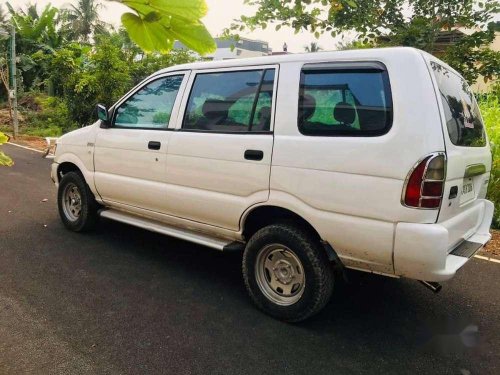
[54,149,98,198]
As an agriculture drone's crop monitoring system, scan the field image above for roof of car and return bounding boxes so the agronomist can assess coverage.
[155,47,423,74]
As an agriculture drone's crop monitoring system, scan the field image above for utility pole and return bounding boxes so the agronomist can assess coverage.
[10,24,18,138]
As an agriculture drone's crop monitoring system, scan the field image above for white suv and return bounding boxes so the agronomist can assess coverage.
[51,47,493,322]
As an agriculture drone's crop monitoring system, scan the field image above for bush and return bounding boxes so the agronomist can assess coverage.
[64,38,132,126]
[23,94,78,137]
[130,49,196,85]
[478,89,500,229]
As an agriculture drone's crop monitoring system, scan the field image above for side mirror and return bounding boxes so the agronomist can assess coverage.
[97,104,110,127]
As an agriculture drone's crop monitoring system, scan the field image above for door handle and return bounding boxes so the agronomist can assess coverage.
[148,141,161,150]
[244,149,264,161]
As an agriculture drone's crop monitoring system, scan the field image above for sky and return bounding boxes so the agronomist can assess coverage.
[12,0,345,52]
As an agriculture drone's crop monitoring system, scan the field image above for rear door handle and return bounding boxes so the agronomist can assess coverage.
[148,141,161,150]
[244,149,264,161]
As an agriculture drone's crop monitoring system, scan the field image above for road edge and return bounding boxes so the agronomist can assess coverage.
[6,142,45,154]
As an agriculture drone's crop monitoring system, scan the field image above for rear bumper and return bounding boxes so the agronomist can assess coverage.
[394,199,494,282]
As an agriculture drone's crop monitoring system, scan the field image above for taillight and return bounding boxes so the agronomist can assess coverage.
[402,153,446,209]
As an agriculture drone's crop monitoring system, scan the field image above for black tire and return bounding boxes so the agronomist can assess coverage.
[242,223,334,322]
[57,171,99,232]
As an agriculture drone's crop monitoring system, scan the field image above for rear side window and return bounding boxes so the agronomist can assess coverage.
[298,64,392,136]
[430,61,486,147]
[183,69,275,132]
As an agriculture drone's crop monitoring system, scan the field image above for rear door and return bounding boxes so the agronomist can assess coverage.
[165,66,277,230]
[428,60,492,224]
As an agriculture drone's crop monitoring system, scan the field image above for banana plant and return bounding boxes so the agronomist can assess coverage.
[6,3,64,50]
[111,0,216,55]
[0,132,13,167]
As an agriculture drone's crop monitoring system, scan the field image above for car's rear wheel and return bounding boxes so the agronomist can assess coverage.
[58,171,98,232]
[242,223,334,322]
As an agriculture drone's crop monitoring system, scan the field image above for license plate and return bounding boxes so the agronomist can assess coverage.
[460,178,475,204]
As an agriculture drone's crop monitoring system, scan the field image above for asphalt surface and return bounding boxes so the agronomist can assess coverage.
[0,143,499,375]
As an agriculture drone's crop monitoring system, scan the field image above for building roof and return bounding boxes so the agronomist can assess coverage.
[216,37,271,53]
[174,37,271,54]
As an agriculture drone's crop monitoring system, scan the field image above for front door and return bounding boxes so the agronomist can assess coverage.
[94,72,188,213]
[165,67,278,230]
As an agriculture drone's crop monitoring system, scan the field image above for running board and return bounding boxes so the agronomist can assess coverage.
[99,209,244,252]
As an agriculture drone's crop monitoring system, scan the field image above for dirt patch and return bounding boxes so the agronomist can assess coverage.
[5,134,49,152]
[0,108,25,127]
[484,229,500,257]
[18,95,41,111]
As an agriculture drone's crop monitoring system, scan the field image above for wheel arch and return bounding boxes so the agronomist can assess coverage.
[241,205,343,264]
[241,205,320,240]
[57,161,82,183]
[55,153,98,198]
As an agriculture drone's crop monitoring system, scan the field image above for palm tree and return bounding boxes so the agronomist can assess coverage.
[66,0,107,43]
[304,42,322,53]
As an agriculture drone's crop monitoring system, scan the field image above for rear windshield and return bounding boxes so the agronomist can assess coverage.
[430,61,486,147]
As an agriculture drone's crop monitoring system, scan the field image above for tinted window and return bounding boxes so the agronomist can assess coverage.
[183,69,275,132]
[114,75,183,129]
[298,66,392,136]
[252,69,274,131]
[430,61,486,147]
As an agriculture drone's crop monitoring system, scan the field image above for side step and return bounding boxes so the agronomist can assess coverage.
[449,240,483,258]
[99,209,244,252]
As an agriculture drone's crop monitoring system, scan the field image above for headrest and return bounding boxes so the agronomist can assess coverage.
[258,106,271,120]
[202,99,230,119]
[299,94,316,121]
[333,102,356,125]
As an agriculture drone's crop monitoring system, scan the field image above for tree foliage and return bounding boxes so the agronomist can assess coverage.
[66,0,109,42]
[231,0,500,83]
[477,85,500,227]
[64,37,131,125]
[443,22,500,83]
[304,41,322,52]
[129,49,196,85]
[0,131,13,166]
[7,3,63,49]
[111,0,216,54]
[0,1,200,134]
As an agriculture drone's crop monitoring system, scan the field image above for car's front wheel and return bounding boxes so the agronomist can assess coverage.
[242,223,334,322]
[57,171,98,232]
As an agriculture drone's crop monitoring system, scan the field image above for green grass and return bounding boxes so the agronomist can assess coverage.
[20,93,78,137]
[24,125,63,137]
[478,92,500,228]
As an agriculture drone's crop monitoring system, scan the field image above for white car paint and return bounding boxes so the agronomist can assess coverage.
[52,47,493,282]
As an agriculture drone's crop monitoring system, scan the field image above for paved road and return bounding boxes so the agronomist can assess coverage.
[0,143,499,375]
